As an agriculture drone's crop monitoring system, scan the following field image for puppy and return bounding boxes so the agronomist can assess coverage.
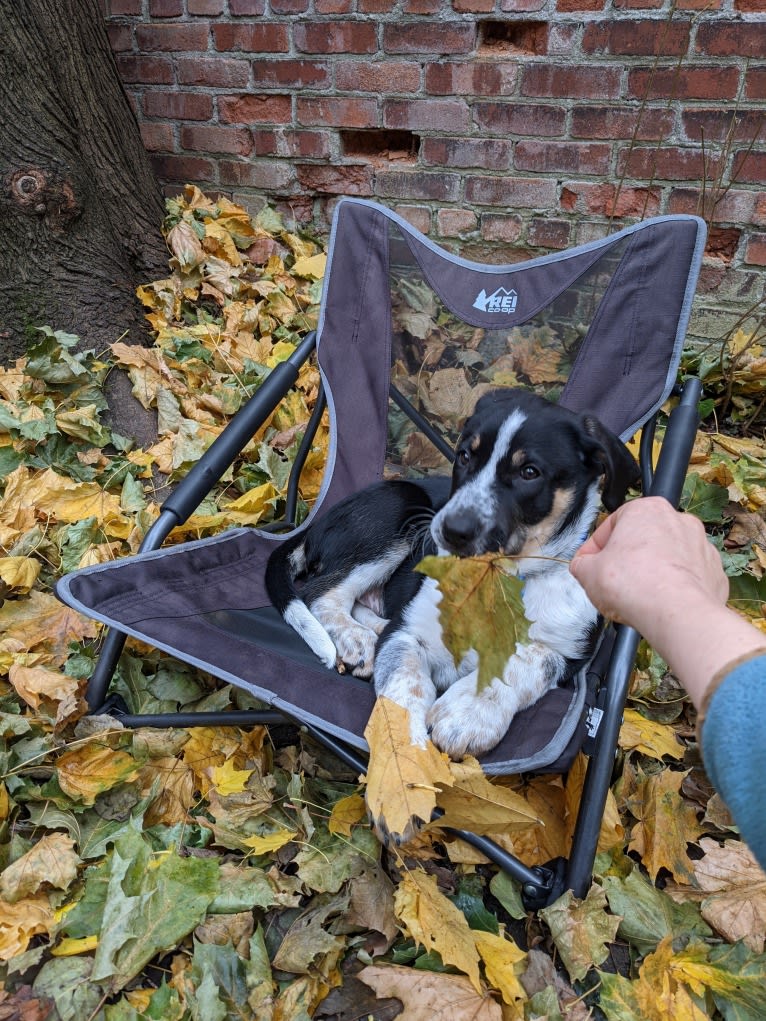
[266,389,639,758]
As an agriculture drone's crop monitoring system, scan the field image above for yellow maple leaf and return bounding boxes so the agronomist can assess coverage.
[0,589,98,665]
[242,829,297,855]
[328,793,367,837]
[56,742,141,806]
[8,663,81,712]
[394,869,482,992]
[472,929,527,1006]
[363,697,453,845]
[291,253,326,279]
[632,937,713,1021]
[627,768,700,884]
[0,894,55,962]
[619,708,684,760]
[209,758,253,797]
[0,556,40,593]
[0,833,81,904]
[359,965,502,1020]
[433,756,540,836]
[51,935,100,957]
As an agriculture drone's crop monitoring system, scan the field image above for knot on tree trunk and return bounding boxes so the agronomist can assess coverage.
[6,167,82,229]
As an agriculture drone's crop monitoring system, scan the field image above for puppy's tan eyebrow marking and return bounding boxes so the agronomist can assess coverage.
[470,434,481,452]
[511,448,527,468]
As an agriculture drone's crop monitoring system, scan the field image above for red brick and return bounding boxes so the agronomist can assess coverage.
[677,0,721,8]
[136,24,210,51]
[336,60,421,93]
[480,213,524,242]
[472,102,565,137]
[144,91,213,120]
[560,181,661,217]
[696,21,766,57]
[500,0,547,9]
[406,0,441,11]
[515,140,611,175]
[422,137,513,170]
[357,0,396,10]
[582,20,691,56]
[730,149,766,185]
[618,145,722,181]
[116,54,175,84]
[180,124,253,156]
[298,96,379,128]
[521,65,621,99]
[613,0,662,8]
[294,22,377,54]
[316,0,353,10]
[219,94,292,124]
[425,61,518,97]
[627,66,740,102]
[668,187,755,224]
[737,0,766,9]
[437,208,479,235]
[149,0,182,15]
[251,59,330,89]
[271,0,310,11]
[213,23,289,53]
[466,175,557,207]
[527,218,571,248]
[151,154,214,183]
[229,0,266,11]
[188,0,225,12]
[571,105,674,140]
[140,122,175,151]
[706,227,741,262]
[375,170,462,201]
[219,160,296,189]
[682,108,765,144]
[382,22,476,54]
[556,0,605,11]
[177,55,250,87]
[393,205,432,233]
[477,20,549,55]
[253,129,332,159]
[296,164,374,195]
[107,24,133,51]
[108,0,142,13]
[745,232,766,264]
[745,68,766,101]
[754,193,766,226]
[383,98,471,133]
[453,0,494,11]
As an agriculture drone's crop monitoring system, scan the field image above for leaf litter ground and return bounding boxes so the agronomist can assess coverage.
[1,187,766,1019]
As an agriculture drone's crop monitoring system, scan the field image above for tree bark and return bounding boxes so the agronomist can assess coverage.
[0,0,168,363]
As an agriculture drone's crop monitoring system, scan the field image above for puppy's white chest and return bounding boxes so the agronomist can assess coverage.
[404,577,475,687]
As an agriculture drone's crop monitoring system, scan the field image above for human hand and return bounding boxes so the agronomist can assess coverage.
[569,497,728,634]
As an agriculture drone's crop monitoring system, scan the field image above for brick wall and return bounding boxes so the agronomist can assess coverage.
[105,0,766,344]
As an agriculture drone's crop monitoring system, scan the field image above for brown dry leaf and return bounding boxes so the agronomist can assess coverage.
[0,894,55,962]
[627,768,700,884]
[668,837,766,952]
[363,697,454,844]
[0,833,80,904]
[394,869,482,991]
[425,368,490,426]
[619,709,685,760]
[433,756,540,836]
[539,884,620,982]
[0,590,98,665]
[359,964,503,1020]
[512,337,566,384]
[496,775,569,866]
[8,664,81,711]
[55,742,142,805]
[0,557,41,593]
[138,756,196,827]
[2,466,131,539]
[565,753,624,853]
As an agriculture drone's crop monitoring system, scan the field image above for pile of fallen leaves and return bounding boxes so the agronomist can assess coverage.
[1,187,766,1020]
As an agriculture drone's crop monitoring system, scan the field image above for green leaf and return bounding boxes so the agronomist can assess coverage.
[598,971,644,1021]
[601,868,711,954]
[32,956,106,1021]
[681,472,729,523]
[91,820,220,992]
[416,554,531,691]
[727,572,766,618]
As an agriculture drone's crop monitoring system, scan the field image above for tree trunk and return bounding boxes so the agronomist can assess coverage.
[0,0,168,363]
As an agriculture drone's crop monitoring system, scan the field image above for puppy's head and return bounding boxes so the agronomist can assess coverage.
[431,389,639,561]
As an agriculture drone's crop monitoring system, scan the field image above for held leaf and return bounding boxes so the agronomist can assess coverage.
[416,554,532,691]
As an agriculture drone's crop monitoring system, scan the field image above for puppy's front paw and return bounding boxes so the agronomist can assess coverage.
[427,679,510,759]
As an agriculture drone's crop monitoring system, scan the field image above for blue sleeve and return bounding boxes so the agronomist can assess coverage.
[701,654,766,873]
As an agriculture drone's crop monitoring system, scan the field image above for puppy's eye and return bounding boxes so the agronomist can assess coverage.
[456,449,471,467]
[519,464,540,480]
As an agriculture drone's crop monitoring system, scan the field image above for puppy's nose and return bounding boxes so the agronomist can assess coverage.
[440,510,481,553]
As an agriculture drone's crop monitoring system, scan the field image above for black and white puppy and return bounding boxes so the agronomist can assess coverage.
[266,389,639,759]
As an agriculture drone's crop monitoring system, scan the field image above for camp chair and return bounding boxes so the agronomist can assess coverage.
[56,198,706,909]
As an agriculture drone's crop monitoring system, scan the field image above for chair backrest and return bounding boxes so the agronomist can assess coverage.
[311,198,705,518]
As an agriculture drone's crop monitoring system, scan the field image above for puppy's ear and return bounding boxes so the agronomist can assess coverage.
[579,415,640,511]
